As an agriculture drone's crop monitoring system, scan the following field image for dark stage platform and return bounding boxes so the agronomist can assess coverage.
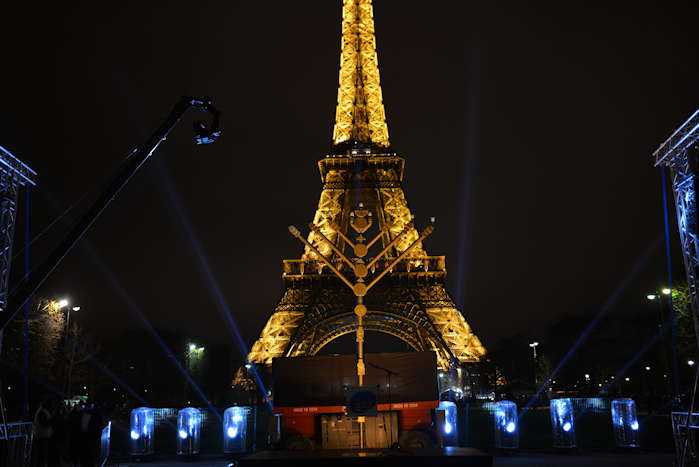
[238,447,492,467]
[114,450,674,467]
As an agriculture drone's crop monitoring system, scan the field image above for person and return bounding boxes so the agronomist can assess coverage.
[49,400,67,467]
[67,404,83,467]
[79,402,105,467]
[32,398,53,467]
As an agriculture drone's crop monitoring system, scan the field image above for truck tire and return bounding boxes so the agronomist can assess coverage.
[400,430,435,449]
[284,435,314,451]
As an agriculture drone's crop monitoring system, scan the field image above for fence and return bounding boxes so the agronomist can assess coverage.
[0,422,33,467]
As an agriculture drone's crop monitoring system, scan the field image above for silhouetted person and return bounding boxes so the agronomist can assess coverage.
[68,404,83,467]
[32,399,53,467]
[78,403,104,467]
[47,400,65,467]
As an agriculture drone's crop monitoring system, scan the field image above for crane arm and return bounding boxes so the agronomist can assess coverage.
[0,96,221,332]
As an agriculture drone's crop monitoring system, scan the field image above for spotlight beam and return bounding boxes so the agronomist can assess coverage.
[0,97,221,333]
[602,319,671,393]
[153,162,271,408]
[520,236,662,415]
[25,188,219,419]
[86,246,221,420]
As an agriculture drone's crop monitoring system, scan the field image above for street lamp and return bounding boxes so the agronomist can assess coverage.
[529,342,540,385]
[51,298,80,334]
[689,360,695,366]
[646,288,679,399]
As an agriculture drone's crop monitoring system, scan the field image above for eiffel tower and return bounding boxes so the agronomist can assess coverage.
[247,0,486,372]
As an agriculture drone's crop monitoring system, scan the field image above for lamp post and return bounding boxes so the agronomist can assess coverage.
[184,343,204,403]
[529,342,539,385]
[51,298,80,334]
[53,300,84,396]
[646,288,678,402]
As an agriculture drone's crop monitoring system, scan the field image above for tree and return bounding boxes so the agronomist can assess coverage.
[671,284,697,357]
[62,322,100,396]
[2,298,65,385]
[1,297,99,398]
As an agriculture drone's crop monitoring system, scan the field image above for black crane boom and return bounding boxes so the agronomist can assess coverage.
[0,96,221,332]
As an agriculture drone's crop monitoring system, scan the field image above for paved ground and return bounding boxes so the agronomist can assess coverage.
[493,452,673,466]
[112,451,675,467]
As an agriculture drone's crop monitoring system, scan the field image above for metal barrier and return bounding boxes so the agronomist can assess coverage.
[672,412,699,465]
[0,422,33,467]
[99,421,111,467]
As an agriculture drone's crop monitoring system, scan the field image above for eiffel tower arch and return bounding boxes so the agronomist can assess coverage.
[246,0,486,372]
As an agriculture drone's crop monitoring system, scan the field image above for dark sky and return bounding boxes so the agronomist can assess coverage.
[2,1,698,359]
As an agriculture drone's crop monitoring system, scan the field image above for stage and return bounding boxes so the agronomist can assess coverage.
[113,449,673,467]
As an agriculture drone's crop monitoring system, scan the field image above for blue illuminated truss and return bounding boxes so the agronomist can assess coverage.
[0,145,35,314]
[654,110,699,341]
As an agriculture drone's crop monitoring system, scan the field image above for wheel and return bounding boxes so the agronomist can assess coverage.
[399,430,435,449]
[284,435,314,451]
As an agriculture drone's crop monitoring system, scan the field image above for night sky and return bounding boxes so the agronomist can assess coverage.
[2,1,698,359]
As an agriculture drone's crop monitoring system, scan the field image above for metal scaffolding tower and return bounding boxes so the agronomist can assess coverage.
[0,145,36,314]
[654,110,699,340]
[654,110,699,466]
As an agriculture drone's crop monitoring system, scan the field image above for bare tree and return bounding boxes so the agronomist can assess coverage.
[2,298,64,385]
[61,322,100,396]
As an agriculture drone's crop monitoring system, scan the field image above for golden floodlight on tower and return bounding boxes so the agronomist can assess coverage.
[244,0,486,376]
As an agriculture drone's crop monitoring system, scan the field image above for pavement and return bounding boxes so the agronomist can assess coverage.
[493,452,673,466]
[111,451,675,467]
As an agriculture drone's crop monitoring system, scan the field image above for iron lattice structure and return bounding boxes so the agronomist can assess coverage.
[0,146,36,314]
[246,0,486,371]
[654,110,699,341]
[332,0,390,150]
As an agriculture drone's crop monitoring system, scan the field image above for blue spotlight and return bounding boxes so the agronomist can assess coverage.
[439,401,458,445]
[130,407,154,456]
[611,398,640,448]
[83,242,221,420]
[154,162,271,408]
[603,319,671,394]
[494,400,518,449]
[223,406,248,454]
[522,237,661,414]
[40,190,220,420]
[453,40,482,310]
[87,354,149,405]
[550,398,576,448]
[177,407,202,455]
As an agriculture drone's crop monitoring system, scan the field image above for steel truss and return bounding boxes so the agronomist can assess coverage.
[0,145,35,314]
[654,110,699,467]
[654,110,699,340]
